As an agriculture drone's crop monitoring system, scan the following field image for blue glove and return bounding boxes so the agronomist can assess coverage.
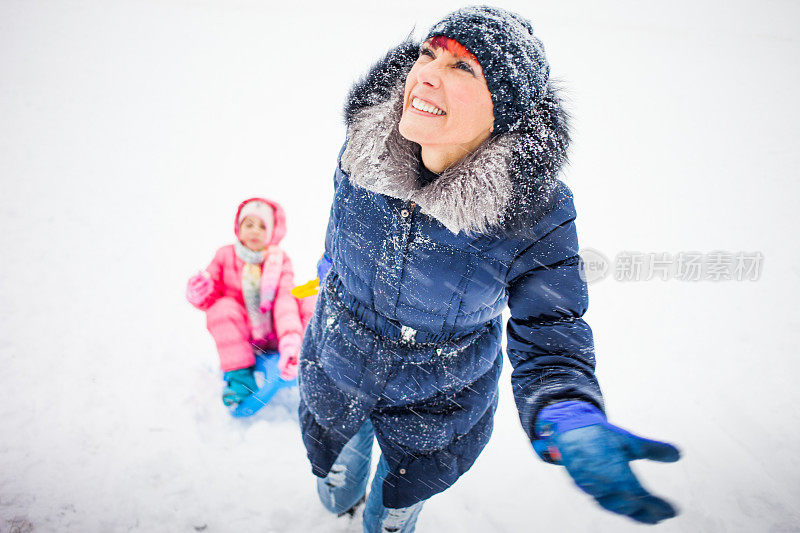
[222,367,257,407]
[317,254,332,282]
[533,401,681,525]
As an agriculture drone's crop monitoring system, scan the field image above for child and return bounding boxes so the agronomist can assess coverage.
[186,197,312,406]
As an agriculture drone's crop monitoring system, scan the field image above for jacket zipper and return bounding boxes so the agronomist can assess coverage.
[400,201,416,221]
[397,201,415,268]
[403,202,415,250]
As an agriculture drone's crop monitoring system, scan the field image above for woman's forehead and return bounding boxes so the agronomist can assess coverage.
[425,35,477,62]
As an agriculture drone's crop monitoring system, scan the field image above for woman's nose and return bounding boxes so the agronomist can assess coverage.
[417,59,442,89]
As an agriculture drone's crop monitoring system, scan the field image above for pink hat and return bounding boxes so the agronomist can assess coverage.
[234,198,287,247]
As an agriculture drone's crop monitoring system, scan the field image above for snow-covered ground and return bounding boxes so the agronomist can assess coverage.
[2,1,799,531]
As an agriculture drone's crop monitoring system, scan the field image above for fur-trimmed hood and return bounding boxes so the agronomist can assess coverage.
[340,40,572,237]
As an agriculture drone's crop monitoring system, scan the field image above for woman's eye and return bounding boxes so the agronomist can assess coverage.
[455,61,474,74]
[419,47,435,59]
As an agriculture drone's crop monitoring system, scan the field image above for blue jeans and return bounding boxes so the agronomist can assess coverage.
[316,420,425,533]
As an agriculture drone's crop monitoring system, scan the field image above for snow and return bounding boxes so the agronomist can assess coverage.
[1,0,799,531]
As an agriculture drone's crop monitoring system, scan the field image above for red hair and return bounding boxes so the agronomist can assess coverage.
[428,35,478,63]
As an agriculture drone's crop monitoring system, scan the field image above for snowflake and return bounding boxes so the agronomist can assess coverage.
[400,325,417,344]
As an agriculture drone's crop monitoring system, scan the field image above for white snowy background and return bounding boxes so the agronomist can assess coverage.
[2,0,799,531]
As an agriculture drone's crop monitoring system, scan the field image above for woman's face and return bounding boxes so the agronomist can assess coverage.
[239,215,267,252]
[398,38,494,155]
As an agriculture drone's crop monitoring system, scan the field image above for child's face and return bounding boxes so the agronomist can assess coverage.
[239,216,267,252]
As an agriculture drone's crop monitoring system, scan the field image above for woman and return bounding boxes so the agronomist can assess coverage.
[299,7,681,532]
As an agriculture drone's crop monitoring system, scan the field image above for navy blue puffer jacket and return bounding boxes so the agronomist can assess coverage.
[298,41,604,508]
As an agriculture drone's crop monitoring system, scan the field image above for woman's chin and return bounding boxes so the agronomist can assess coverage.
[398,116,438,145]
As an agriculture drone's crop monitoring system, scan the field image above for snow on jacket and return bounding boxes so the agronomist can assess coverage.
[189,198,303,357]
[298,41,604,508]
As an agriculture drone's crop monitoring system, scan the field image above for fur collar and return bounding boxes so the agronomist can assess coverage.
[341,40,572,237]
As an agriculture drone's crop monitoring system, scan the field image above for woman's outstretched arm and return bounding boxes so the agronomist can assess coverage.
[505,188,604,441]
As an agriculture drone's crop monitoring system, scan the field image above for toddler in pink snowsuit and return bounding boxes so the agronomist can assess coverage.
[186,197,313,405]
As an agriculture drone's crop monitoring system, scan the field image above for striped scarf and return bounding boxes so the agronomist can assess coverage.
[234,241,284,345]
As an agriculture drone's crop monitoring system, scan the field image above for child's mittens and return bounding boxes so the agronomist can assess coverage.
[186,271,214,306]
[278,333,302,381]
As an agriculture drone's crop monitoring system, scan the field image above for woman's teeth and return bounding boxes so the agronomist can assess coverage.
[411,97,446,116]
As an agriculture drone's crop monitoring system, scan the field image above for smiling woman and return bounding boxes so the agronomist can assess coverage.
[298,6,681,533]
[398,37,495,173]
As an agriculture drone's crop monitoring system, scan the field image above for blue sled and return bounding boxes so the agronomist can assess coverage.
[229,352,297,418]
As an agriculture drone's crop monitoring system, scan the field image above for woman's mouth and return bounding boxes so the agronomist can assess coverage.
[410,97,446,116]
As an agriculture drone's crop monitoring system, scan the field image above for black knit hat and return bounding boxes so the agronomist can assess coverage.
[426,6,550,134]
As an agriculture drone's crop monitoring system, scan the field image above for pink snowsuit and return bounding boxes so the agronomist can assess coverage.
[187,198,314,372]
